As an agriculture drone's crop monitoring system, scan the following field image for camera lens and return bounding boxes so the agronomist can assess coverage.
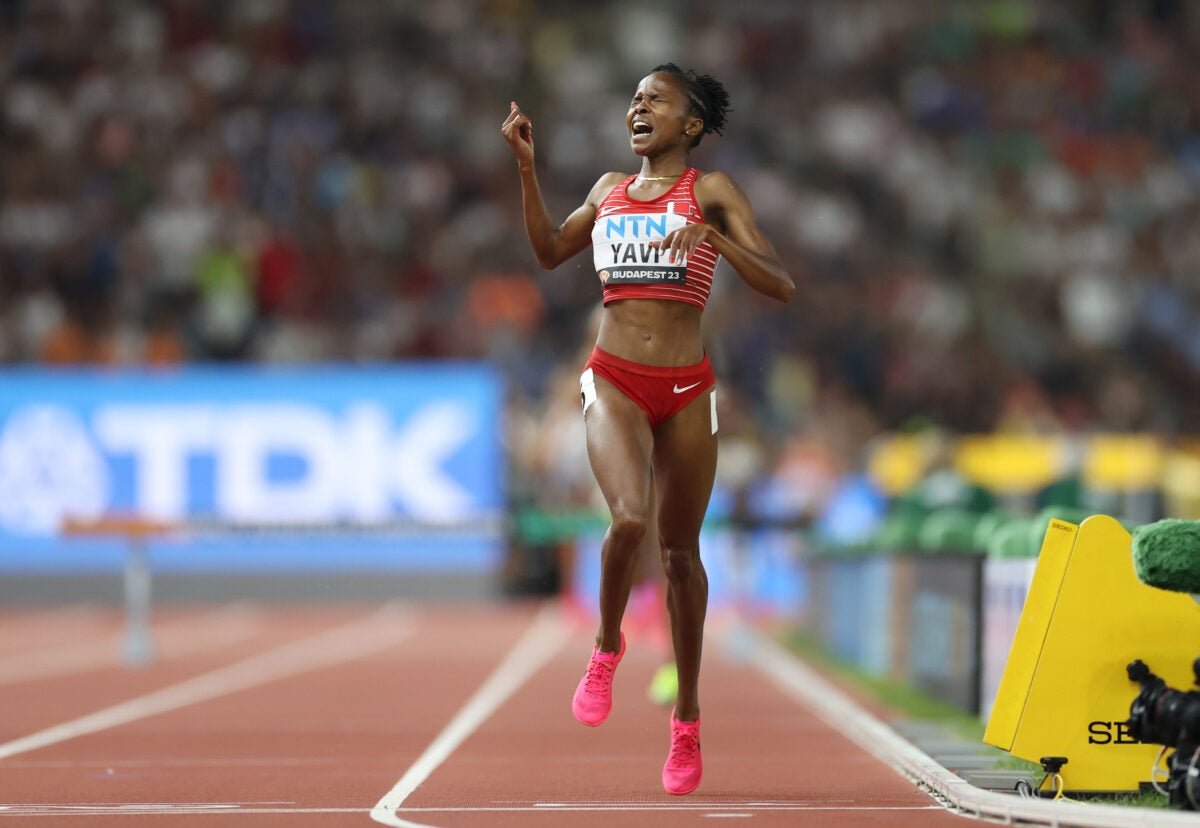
[1126,661,1200,811]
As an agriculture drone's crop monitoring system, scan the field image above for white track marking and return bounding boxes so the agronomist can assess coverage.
[744,629,958,789]
[744,627,1200,828]
[371,602,571,828]
[8,757,336,769]
[0,603,414,761]
[0,803,364,815]
[0,606,104,655]
[0,604,263,685]
[0,802,945,817]
[516,803,942,812]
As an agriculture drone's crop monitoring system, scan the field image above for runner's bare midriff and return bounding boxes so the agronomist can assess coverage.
[595,299,705,367]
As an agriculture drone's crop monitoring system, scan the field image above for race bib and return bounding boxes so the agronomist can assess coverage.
[592,207,689,285]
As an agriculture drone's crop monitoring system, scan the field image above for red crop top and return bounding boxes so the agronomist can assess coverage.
[591,168,719,311]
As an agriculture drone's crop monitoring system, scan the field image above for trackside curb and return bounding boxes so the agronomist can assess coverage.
[745,628,1195,828]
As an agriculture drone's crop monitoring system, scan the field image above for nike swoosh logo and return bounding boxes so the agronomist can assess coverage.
[672,381,702,394]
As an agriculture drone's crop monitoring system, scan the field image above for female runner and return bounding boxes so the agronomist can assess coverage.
[501,63,793,795]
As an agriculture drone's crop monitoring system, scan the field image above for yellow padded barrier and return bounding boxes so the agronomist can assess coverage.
[983,515,1200,793]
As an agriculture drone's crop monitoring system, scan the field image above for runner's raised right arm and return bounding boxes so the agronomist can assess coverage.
[502,101,623,270]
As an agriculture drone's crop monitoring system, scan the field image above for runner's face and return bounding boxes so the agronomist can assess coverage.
[626,73,698,156]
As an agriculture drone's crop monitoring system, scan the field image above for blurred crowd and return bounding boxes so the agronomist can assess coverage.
[3,0,1200,525]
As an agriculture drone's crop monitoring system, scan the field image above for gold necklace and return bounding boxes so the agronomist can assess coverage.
[636,173,682,182]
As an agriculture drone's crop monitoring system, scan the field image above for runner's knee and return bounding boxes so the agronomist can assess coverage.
[663,546,703,584]
[608,509,649,551]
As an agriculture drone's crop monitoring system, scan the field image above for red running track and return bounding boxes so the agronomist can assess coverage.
[0,600,975,826]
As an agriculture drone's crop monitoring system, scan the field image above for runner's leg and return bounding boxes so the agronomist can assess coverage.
[584,376,655,654]
[652,388,718,722]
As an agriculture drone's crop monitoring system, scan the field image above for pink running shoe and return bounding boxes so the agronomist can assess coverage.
[662,711,702,795]
[571,631,625,726]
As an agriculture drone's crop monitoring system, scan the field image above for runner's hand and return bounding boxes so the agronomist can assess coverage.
[501,101,535,163]
[653,223,721,264]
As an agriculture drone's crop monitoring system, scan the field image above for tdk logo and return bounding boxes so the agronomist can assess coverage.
[0,400,483,535]
[0,406,111,534]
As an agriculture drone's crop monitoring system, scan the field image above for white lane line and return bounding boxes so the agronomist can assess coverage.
[743,628,958,791]
[0,606,105,655]
[0,603,264,685]
[497,804,943,812]
[746,631,1200,826]
[527,799,859,807]
[0,804,366,815]
[8,757,337,769]
[0,803,945,817]
[371,602,572,828]
[0,603,415,761]
[0,605,102,628]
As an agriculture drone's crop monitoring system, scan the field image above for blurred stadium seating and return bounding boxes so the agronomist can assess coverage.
[2,0,1200,544]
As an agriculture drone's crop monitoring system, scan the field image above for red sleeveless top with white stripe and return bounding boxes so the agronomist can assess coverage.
[591,168,719,311]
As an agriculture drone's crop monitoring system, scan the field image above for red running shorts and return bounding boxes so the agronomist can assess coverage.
[580,346,717,432]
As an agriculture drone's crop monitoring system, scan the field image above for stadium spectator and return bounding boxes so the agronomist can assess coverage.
[2,0,1200,521]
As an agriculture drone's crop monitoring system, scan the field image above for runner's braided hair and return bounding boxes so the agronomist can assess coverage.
[651,63,730,148]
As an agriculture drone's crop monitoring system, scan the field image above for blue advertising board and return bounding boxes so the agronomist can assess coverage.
[0,364,505,573]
